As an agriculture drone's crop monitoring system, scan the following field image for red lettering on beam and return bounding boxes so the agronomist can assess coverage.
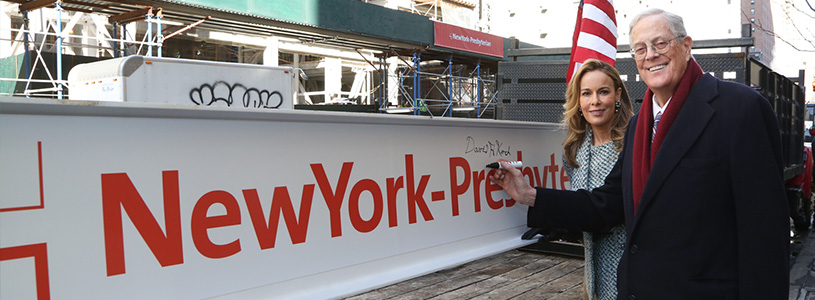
[0,243,50,300]
[560,167,570,190]
[191,191,242,259]
[448,157,470,216]
[102,171,183,276]
[471,169,485,212]
[386,177,404,227]
[311,163,353,237]
[484,169,504,210]
[405,154,433,223]
[349,179,383,233]
[547,154,559,188]
[243,186,315,249]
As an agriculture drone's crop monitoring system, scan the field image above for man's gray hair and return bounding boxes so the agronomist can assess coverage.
[628,8,688,45]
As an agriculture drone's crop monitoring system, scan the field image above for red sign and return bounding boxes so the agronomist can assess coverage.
[434,22,504,58]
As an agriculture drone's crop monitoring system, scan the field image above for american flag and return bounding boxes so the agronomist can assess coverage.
[566,0,618,84]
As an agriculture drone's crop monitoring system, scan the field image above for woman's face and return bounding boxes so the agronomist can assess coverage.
[579,70,622,132]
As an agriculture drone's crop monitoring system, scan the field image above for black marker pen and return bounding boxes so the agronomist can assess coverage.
[486,161,523,169]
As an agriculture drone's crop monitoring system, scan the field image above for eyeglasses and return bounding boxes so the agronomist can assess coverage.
[629,36,684,61]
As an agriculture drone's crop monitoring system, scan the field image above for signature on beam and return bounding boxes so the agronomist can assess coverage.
[464,136,512,157]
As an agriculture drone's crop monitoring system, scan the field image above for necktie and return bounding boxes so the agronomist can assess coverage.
[652,111,662,141]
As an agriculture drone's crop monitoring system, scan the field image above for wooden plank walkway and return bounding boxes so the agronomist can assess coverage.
[342,249,585,300]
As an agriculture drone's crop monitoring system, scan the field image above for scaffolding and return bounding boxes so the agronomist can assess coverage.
[0,1,496,119]
[0,1,379,107]
[377,50,498,118]
[0,1,170,99]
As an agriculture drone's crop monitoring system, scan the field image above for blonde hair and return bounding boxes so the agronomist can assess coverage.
[562,59,633,168]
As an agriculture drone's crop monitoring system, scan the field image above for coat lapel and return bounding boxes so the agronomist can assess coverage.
[633,74,718,223]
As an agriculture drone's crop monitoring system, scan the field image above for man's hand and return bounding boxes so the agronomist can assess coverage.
[489,160,537,206]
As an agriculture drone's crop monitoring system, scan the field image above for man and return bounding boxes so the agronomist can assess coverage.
[492,8,789,299]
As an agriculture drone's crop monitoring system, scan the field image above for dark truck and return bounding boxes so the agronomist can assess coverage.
[748,58,812,231]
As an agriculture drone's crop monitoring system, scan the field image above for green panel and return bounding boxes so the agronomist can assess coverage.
[176,0,318,24]
[0,54,23,95]
[313,0,433,45]
[167,0,432,45]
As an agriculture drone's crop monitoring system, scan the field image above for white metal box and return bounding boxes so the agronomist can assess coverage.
[68,55,295,109]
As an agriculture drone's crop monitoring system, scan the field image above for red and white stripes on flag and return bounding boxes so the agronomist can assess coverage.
[566,0,618,84]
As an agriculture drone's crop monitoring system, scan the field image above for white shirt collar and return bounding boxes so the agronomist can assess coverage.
[652,94,672,118]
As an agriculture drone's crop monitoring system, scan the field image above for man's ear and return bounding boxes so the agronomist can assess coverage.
[683,36,693,57]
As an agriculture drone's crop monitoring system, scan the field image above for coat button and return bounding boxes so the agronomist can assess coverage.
[630,244,638,254]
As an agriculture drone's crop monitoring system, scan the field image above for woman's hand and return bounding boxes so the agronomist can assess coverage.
[489,160,537,206]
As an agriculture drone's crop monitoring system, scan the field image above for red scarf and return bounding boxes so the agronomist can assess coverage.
[632,59,703,212]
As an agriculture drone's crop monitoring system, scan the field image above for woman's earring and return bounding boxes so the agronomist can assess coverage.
[615,100,621,112]
[578,107,583,117]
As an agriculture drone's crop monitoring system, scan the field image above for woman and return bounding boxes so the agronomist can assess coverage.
[562,59,632,300]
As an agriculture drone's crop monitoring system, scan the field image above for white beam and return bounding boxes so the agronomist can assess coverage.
[324,57,342,102]
[387,56,400,106]
[81,15,93,56]
[279,39,377,63]
[59,11,84,56]
[0,2,12,58]
[191,29,380,63]
[263,36,278,66]
[60,11,83,37]
[90,14,114,57]
[206,30,268,46]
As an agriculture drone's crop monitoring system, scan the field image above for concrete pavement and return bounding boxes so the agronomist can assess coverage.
[790,227,815,300]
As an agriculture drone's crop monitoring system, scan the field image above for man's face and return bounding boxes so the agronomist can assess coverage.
[630,15,692,98]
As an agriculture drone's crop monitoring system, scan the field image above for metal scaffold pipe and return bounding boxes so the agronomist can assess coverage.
[56,1,62,99]
[23,11,30,81]
[146,13,152,56]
